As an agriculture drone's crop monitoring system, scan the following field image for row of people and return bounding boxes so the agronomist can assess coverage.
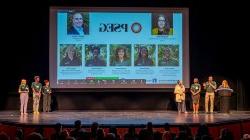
[1,121,243,140]
[174,76,231,114]
[60,45,178,67]
[18,75,231,115]
[18,76,52,115]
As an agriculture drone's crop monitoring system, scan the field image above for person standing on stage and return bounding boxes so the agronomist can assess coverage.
[203,76,217,113]
[190,78,201,114]
[42,80,52,112]
[217,80,233,113]
[218,80,230,89]
[31,76,42,114]
[174,80,187,113]
[18,79,29,115]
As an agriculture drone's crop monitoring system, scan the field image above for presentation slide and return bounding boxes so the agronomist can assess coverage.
[50,7,189,88]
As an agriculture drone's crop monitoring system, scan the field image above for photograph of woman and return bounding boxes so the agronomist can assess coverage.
[110,45,131,66]
[60,45,82,66]
[134,45,155,66]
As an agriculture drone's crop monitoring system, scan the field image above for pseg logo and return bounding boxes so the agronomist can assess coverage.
[99,22,142,33]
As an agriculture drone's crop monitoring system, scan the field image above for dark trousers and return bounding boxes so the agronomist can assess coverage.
[177,101,186,112]
[43,94,51,112]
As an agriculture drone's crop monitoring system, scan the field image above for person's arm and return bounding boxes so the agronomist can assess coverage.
[18,85,22,94]
[49,87,52,94]
[38,84,42,94]
[25,85,29,93]
[193,85,201,95]
[174,86,178,94]
[31,83,35,93]
[191,88,198,95]
[32,88,36,94]
[190,87,195,95]
[209,82,216,89]
[42,86,45,95]
[182,85,185,94]
[196,85,201,94]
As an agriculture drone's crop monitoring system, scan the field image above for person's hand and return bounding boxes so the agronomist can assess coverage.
[203,83,206,87]
[209,82,212,86]
[35,92,41,96]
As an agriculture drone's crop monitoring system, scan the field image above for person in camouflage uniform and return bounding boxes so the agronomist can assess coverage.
[42,80,52,112]
[31,76,42,114]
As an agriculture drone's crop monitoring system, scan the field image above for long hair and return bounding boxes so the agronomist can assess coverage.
[157,14,171,34]
[138,47,149,59]
[115,47,127,61]
[222,80,229,88]
[64,46,78,59]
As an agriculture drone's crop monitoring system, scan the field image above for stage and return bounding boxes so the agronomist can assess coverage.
[1,110,250,127]
[1,110,250,139]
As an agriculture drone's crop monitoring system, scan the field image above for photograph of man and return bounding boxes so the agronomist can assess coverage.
[134,45,155,66]
[60,44,82,66]
[152,14,173,35]
[67,12,89,35]
[110,44,131,66]
[85,45,107,66]
[158,45,179,66]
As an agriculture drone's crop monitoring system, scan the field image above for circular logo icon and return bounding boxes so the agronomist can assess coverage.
[131,22,142,33]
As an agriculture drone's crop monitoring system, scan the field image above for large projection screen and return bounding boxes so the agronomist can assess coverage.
[50,7,189,89]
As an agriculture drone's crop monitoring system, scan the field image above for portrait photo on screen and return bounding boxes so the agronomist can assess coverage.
[151,13,173,36]
[60,44,82,66]
[110,44,131,66]
[85,44,107,66]
[158,44,179,66]
[67,11,89,35]
[134,44,156,66]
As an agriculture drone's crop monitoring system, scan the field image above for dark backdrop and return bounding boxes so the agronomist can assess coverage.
[2,0,250,110]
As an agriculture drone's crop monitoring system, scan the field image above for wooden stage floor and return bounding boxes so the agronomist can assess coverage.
[1,110,250,127]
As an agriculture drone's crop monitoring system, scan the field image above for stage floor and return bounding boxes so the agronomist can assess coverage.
[1,110,250,126]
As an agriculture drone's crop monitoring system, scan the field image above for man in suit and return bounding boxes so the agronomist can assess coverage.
[68,12,87,35]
